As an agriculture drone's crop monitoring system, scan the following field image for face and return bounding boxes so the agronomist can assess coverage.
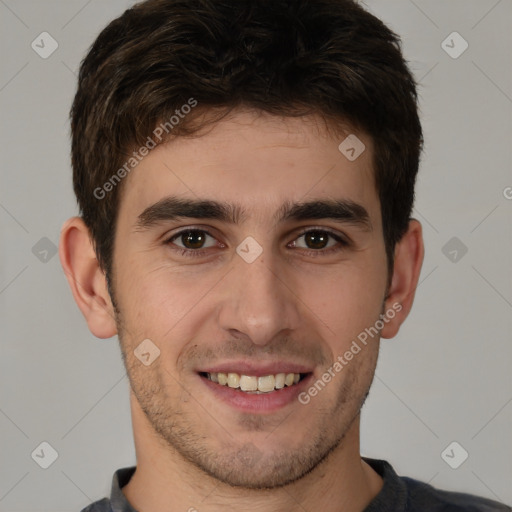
[111,110,389,489]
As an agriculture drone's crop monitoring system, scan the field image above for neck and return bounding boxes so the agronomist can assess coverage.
[123,393,383,512]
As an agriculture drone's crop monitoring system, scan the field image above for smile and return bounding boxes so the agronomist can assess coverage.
[201,372,308,393]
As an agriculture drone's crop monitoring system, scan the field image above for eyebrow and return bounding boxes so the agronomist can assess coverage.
[136,195,372,232]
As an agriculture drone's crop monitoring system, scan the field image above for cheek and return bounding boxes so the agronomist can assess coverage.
[305,285,383,362]
[300,255,387,337]
[116,263,221,351]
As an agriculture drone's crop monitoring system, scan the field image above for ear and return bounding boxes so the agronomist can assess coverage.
[59,217,118,339]
[380,219,424,339]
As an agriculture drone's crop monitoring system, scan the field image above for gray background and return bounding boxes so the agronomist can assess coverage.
[0,0,511,510]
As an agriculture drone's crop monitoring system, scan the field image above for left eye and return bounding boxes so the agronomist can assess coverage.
[292,229,342,251]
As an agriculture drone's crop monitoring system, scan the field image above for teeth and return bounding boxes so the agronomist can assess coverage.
[227,372,240,388]
[205,372,303,392]
[275,373,285,389]
[258,375,275,392]
[285,373,295,386]
[240,375,258,391]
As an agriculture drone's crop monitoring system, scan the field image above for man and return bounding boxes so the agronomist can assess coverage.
[59,0,510,510]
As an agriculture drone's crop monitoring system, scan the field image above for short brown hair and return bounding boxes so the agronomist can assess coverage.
[71,0,423,280]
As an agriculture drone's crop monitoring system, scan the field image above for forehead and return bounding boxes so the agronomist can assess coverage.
[117,110,380,227]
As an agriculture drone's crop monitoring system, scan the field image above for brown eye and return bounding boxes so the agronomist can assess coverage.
[302,231,330,250]
[169,229,217,250]
[293,229,345,251]
[181,231,207,249]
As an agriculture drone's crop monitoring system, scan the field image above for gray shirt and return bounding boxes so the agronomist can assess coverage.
[80,458,511,511]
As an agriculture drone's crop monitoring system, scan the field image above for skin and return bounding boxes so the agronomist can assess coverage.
[60,109,424,512]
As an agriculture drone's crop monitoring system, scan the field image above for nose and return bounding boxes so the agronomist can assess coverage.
[217,249,301,347]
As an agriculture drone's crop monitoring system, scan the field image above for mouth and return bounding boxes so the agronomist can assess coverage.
[199,371,310,394]
[197,368,314,413]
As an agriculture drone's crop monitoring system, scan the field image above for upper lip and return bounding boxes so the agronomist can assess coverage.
[197,361,313,377]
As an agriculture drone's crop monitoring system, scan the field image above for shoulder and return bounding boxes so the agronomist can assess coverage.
[363,458,510,512]
[79,498,112,512]
[403,476,511,511]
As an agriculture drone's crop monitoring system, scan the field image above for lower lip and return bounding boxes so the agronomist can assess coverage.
[199,374,313,413]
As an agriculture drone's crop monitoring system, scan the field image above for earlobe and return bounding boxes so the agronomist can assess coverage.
[59,217,118,339]
[380,219,424,339]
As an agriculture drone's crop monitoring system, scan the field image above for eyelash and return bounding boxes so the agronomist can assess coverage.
[164,227,349,259]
